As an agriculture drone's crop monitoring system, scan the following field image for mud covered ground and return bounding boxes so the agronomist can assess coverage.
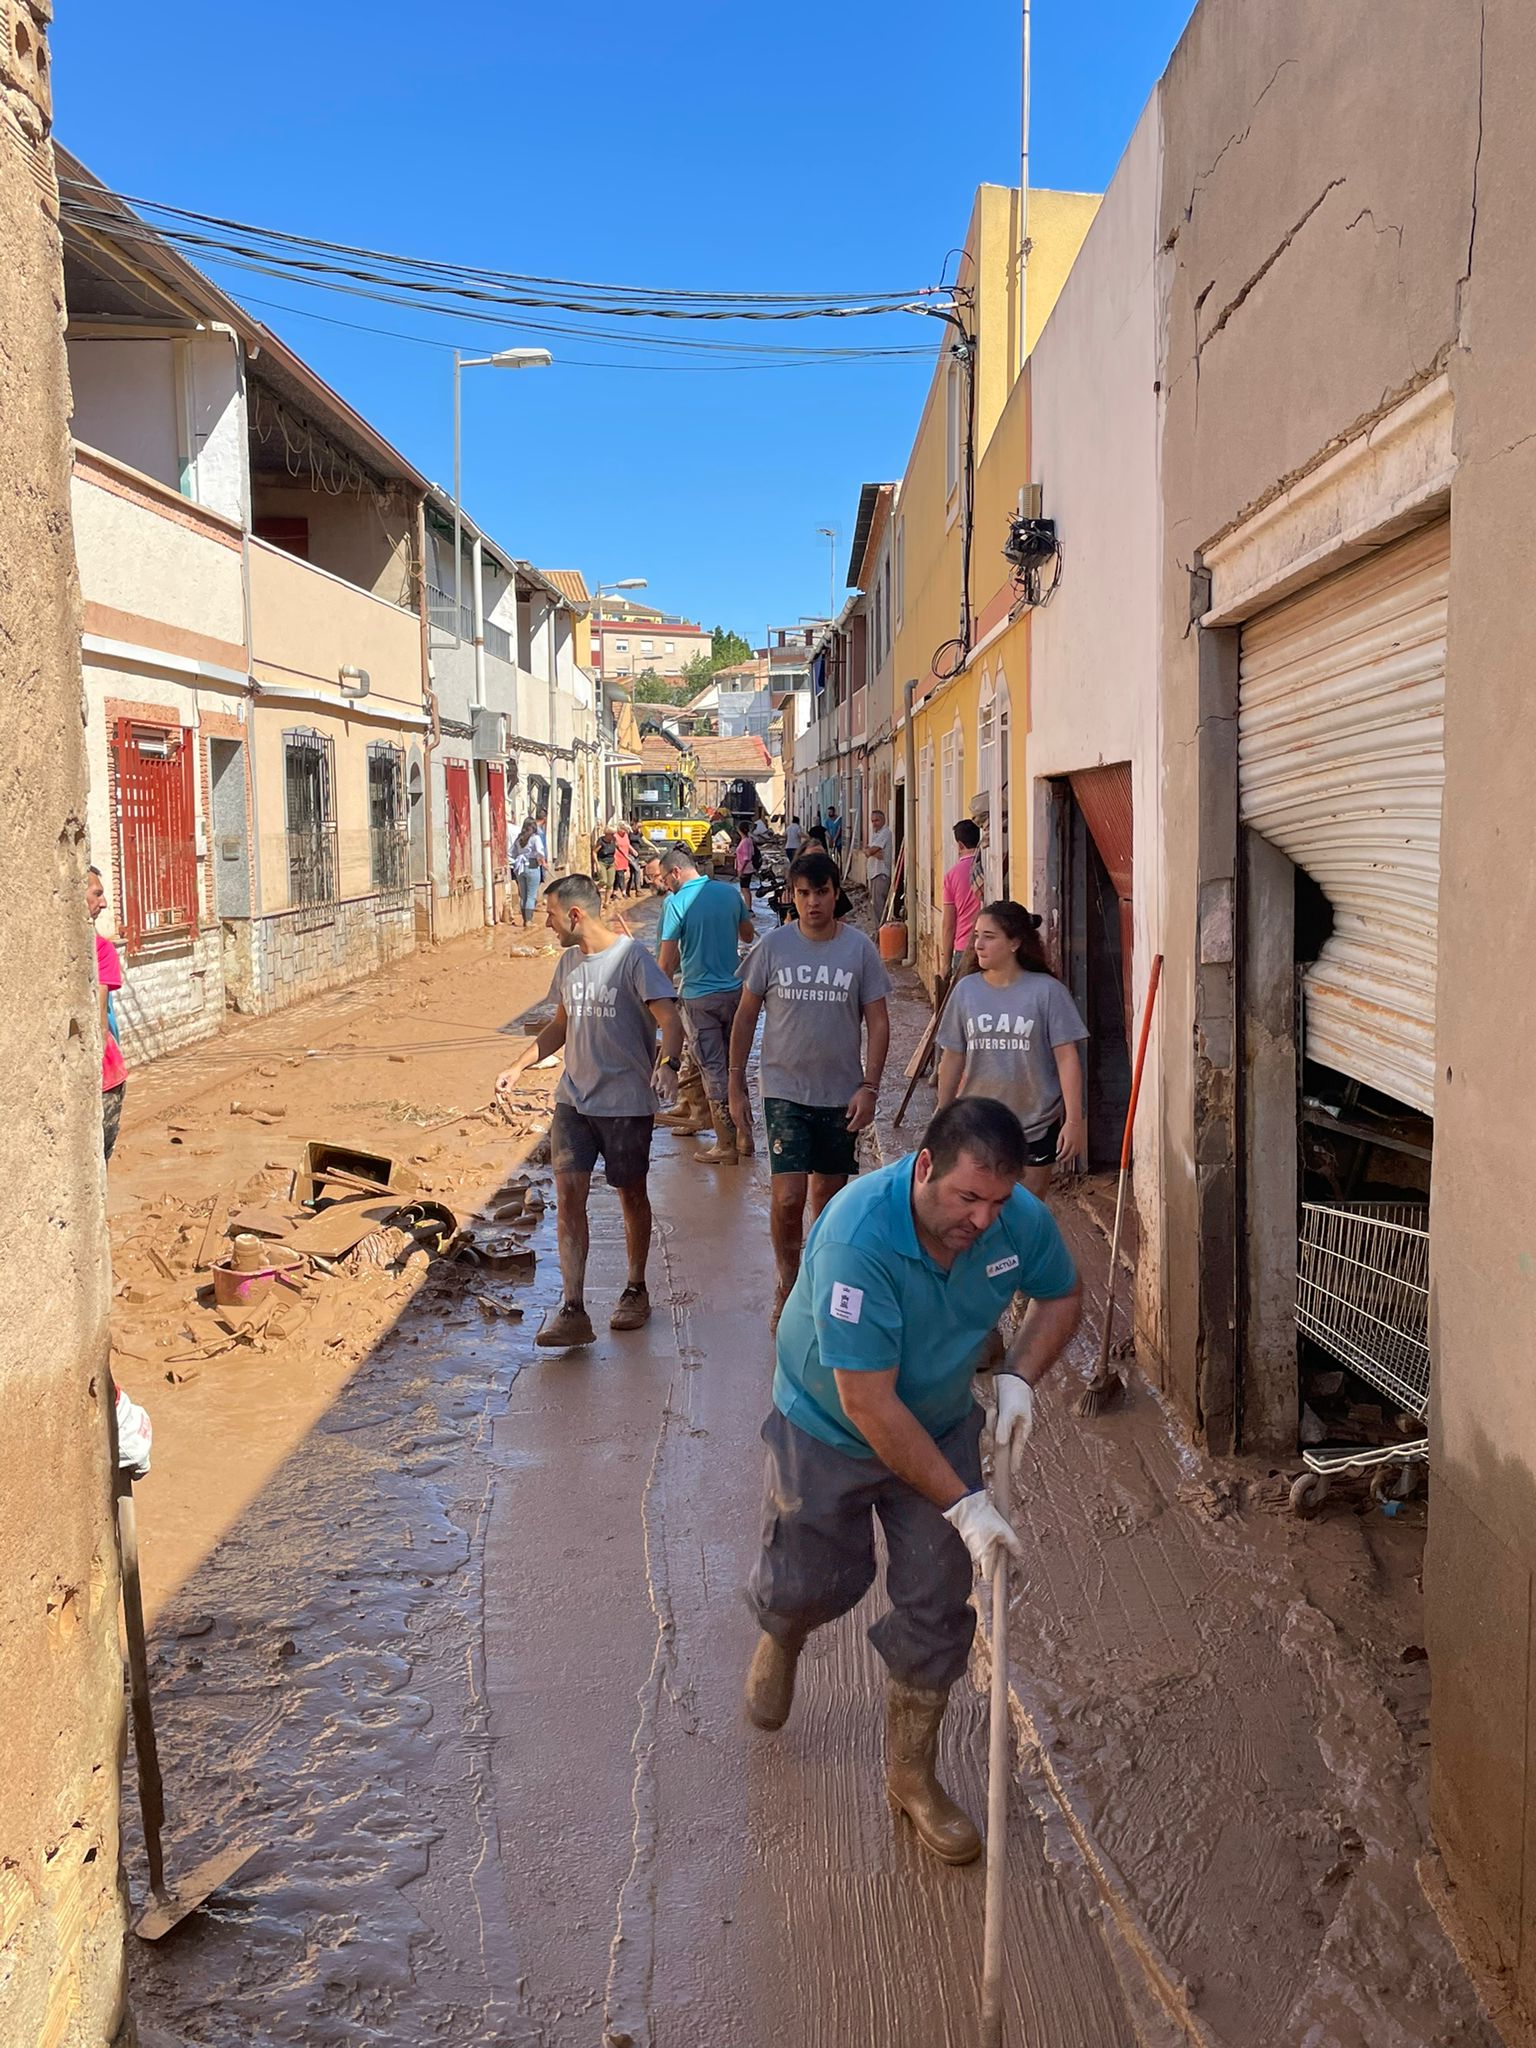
[118,914,1504,2047]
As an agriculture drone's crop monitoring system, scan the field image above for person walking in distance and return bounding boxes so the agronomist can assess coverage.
[733,821,757,913]
[743,1097,1082,1861]
[784,816,805,858]
[935,900,1087,1198]
[87,865,127,1161]
[593,819,618,903]
[652,843,756,1166]
[612,819,635,897]
[824,805,844,858]
[729,849,891,1327]
[863,807,894,929]
[939,817,984,978]
[511,818,545,928]
[496,875,684,1346]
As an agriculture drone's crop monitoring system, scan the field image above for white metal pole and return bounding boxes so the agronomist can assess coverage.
[452,350,463,638]
[472,535,495,927]
[1019,0,1032,377]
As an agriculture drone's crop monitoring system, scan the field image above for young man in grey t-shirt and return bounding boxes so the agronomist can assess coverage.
[498,874,684,1348]
[730,849,891,1325]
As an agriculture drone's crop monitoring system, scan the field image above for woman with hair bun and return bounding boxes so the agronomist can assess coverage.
[934,899,1087,1198]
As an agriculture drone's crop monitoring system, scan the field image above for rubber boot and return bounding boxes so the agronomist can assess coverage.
[743,1629,804,1730]
[884,1679,981,1864]
[660,1072,710,1135]
[693,1104,739,1167]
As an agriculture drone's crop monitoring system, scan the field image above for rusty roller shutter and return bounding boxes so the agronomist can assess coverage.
[1068,763,1134,1046]
[1238,520,1448,1114]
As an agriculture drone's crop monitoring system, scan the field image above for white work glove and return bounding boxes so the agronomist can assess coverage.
[943,1490,1024,1581]
[115,1384,153,1479]
[992,1373,1036,1453]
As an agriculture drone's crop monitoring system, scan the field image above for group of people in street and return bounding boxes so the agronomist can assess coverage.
[494,805,1094,1866]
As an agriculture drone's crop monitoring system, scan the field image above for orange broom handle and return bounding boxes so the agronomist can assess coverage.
[1118,954,1163,1173]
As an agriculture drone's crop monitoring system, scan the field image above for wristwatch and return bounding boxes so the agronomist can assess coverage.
[659,1054,682,1072]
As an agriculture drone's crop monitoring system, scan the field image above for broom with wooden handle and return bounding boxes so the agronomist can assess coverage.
[1076,953,1162,1418]
[979,1432,1014,2044]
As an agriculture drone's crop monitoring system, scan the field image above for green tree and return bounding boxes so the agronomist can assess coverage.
[711,626,753,669]
[679,652,717,697]
[632,668,690,706]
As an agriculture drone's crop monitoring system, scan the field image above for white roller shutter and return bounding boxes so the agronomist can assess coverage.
[1238,520,1448,1114]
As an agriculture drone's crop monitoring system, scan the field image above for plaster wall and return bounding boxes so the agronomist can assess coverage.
[1154,0,1478,1442]
[251,476,417,607]
[66,334,178,489]
[1424,8,1536,2008]
[71,454,245,654]
[1025,100,1165,1375]
[249,699,423,913]
[249,537,425,712]
[0,24,129,2039]
[182,328,248,525]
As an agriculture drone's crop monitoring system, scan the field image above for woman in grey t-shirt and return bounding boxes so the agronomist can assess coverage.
[934,900,1087,1197]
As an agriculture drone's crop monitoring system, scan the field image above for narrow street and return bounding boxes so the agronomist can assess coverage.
[124,902,1151,2048]
[119,909,1499,2048]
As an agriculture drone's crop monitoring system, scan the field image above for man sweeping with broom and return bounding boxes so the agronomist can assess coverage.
[743,1096,1082,1862]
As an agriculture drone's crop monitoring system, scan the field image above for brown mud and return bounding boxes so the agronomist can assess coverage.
[119,915,1500,2046]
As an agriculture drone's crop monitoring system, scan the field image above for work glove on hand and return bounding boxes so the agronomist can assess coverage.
[992,1373,1036,1453]
[943,1490,1024,1581]
[115,1384,153,1480]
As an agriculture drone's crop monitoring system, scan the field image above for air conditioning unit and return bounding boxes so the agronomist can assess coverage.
[471,705,510,760]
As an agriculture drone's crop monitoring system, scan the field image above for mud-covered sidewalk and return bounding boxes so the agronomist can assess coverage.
[875,961,1505,2047]
[118,916,1506,2048]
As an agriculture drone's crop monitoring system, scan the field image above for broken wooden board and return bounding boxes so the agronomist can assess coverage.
[284,1197,404,1259]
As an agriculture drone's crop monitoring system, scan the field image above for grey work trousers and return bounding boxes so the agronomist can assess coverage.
[748,1404,984,1692]
[868,869,891,928]
[681,986,740,1104]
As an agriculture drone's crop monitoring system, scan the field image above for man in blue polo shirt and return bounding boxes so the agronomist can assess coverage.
[743,1096,1081,1865]
[652,842,756,1165]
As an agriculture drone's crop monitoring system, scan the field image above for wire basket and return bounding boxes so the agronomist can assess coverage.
[1296,1201,1431,1420]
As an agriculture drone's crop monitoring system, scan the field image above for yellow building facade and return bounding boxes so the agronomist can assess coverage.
[894,184,1099,985]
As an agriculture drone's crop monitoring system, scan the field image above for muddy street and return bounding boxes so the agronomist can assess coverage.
[125,913,1154,2047]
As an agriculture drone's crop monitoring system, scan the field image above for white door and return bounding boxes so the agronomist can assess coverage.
[1238,520,1449,1113]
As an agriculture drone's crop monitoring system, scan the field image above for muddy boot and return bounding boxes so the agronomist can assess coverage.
[659,1073,710,1135]
[884,1679,981,1864]
[692,1105,739,1167]
[535,1299,596,1349]
[743,1629,805,1730]
[609,1282,651,1331]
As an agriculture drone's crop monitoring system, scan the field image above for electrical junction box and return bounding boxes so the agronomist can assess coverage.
[472,705,510,760]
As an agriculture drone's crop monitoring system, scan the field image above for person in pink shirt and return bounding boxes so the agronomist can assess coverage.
[87,865,127,1161]
[733,822,757,912]
[940,819,984,978]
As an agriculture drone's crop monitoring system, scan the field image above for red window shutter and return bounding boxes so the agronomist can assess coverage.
[112,719,199,952]
[445,761,472,886]
[488,766,507,871]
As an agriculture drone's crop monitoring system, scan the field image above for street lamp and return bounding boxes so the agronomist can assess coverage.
[452,347,553,631]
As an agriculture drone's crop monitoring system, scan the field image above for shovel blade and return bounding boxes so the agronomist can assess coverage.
[132,1841,261,1942]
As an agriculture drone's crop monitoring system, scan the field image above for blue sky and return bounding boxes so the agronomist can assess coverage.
[53,0,1193,641]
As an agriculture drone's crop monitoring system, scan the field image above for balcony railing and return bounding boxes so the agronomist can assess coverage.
[428,581,514,663]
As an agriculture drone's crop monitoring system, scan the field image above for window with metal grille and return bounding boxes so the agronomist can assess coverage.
[367,743,408,892]
[487,765,508,873]
[112,719,199,951]
[283,729,337,908]
[444,759,472,888]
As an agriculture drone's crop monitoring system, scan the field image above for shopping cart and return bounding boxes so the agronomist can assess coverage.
[1289,1200,1430,1515]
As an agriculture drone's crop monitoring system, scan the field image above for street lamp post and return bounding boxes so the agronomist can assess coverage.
[451,345,551,925]
[594,577,647,822]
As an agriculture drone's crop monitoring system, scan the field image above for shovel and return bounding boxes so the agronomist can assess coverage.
[979,1432,1014,2044]
[113,1467,261,1939]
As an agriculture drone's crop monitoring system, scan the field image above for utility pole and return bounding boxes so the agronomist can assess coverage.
[1018,0,1032,376]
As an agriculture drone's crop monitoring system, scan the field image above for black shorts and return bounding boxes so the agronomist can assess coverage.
[550,1103,654,1188]
[1022,1119,1061,1169]
[763,1097,859,1180]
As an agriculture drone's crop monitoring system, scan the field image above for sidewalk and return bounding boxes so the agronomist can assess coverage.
[876,962,1504,2047]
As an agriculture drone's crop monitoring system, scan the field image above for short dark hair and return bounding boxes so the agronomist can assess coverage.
[545,873,600,916]
[660,844,698,875]
[918,1097,1026,1181]
[788,849,840,894]
[953,819,981,850]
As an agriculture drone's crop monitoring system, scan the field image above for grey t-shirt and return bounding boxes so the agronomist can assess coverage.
[936,971,1087,1137]
[553,936,676,1117]
[867,824,893,879]
[741,923,892,1107]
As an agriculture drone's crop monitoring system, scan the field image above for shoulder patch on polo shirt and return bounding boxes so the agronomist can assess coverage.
[829,1282,864,1324]
[986,1254,1021,1279]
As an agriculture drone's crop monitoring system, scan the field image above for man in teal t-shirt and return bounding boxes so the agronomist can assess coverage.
[744,1096,1081,1866]
[652,842,755,1166]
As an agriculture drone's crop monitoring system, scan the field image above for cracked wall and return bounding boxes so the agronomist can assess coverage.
[0,4,129,2042]
[1151,0,1480,1446]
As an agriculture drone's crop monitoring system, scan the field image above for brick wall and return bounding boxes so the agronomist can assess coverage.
[223,889,418,1015]
[118,927,224,1062]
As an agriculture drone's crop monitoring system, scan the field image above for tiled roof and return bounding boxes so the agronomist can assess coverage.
[691,733,773,778]
[542,567,591,606]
